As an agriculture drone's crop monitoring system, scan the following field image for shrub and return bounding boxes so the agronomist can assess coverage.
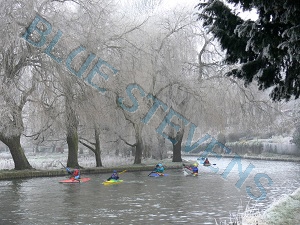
[291,124,300,150]
[226,133,240,142]
[217,133,226,144]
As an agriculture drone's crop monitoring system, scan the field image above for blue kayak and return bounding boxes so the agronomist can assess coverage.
[148,173,169,177]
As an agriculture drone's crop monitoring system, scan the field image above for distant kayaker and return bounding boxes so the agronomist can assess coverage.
[107,170,119,181]
[204,158,210,164]
[66,167,80,180]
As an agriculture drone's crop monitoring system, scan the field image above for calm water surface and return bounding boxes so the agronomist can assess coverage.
[0,157,299,225]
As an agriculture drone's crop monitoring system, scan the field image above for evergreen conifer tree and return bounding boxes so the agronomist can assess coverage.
[196,0,300,101]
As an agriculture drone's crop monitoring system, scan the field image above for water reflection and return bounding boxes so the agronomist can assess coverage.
[0,180,24,224]
[0,158,299,224]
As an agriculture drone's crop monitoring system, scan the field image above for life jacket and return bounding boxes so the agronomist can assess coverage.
[73,169,79,176]
[111,173,119,180]
[192,166,198,173]
[155,167,164,173]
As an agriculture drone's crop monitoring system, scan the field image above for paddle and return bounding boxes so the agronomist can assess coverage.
[148,171,156,176]
[59,161,72,175]
[119,170,127,175]
[59,161,67,169]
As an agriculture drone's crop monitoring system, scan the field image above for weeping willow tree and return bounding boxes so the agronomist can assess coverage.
[0,0,41,170]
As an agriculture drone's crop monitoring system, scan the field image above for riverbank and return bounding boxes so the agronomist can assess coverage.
[241,187,300,225]
[1,151,300,180]
[264,187,300,225]
[182,152,300,162]
[0,160,184,180]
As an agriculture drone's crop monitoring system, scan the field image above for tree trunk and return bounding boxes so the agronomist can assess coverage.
[65,89,80,168]
[158,136,165,160]
[172,130,183,162]
[134,138,143,164]
[0,135,33,170]
[133,123,144,164]
[67,130,79,167]
[94,127,102,167]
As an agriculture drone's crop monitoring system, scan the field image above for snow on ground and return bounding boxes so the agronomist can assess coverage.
[0,151,174,170]
[238,188,300,225]
[0,151,134,170]
[216,188,300,225]
[262,187,300,225]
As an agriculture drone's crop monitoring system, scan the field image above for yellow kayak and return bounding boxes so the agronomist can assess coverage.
[102,179,123,185]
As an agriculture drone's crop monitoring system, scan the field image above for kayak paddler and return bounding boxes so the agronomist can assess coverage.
[191,162,198,175]
[183,162,198,176]
[153,163,165,175]
[107,170,119,181]
[66,167,80,181]
[204,158,210,165]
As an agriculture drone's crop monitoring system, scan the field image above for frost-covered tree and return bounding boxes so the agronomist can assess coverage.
[196,0,300,101]
[0,0,125,169]
[292,124,300,148]
[0,0,40,170]
[26,0,122,168]
[114,5,201,163]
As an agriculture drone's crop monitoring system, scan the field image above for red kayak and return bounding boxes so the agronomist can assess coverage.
[59,177,91,183]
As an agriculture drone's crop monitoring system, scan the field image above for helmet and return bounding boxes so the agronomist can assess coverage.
[158,163,163,167]
[113,170,117,173]
[193,163,198,167]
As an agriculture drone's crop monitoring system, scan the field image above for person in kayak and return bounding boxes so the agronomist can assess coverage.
[148,163,165,176]
[191,162,198,175]
[107,170,119,181]
[183,163,198,175]
[204,158,210,165]
[66,167,80,180]
[154,163,165,174]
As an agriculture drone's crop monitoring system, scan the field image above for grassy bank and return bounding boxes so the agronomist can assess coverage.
[263,188,300,225]
[0,160,184,180]
[1,151,300,180]
[240,188,300,225]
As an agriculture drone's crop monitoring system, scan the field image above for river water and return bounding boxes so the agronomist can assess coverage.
[0,157,299,225]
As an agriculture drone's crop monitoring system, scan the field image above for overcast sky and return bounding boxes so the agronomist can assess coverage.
[119,0,258,21]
